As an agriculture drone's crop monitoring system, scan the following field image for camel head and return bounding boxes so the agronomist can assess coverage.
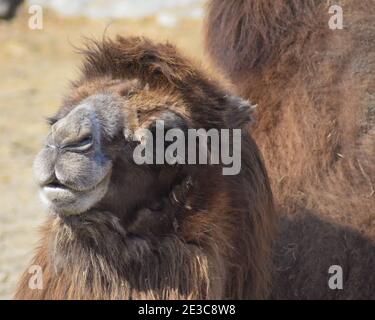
[16,37,276,300]
[33,36,252,223]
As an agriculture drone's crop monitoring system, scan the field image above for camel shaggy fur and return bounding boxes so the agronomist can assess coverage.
[15,37,276,299]
[205,0,375,299]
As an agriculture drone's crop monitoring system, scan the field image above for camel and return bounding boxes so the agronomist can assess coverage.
[205,0,375,299]
[15,36,276,299]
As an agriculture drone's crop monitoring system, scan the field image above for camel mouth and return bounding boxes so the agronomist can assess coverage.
[41,171,110,193]
[39,173,112,216]
[44,181,68,190]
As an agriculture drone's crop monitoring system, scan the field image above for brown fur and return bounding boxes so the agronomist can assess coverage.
[205,0,375,299]
[15,37,276,299]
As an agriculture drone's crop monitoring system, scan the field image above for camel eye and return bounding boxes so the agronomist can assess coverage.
[63,136,93,152]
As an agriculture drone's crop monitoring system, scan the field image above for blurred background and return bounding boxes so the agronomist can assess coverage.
[0,0,206,299]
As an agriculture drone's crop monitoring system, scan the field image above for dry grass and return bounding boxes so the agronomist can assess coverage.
[0,8,204,299]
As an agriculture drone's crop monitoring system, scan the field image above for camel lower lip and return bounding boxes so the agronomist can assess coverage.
[42,184,90,194]
[41,186,75,200]
[43,186,68,192]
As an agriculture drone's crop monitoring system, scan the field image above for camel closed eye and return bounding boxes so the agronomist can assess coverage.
[62,136,93,152]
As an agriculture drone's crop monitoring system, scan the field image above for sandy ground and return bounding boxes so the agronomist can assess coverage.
[0,7,204,300]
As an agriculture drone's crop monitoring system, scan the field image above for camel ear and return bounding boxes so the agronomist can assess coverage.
[225,95,255,129]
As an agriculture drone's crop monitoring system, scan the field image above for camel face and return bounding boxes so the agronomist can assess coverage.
[32,88,190,220]
[34,94,123,216]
